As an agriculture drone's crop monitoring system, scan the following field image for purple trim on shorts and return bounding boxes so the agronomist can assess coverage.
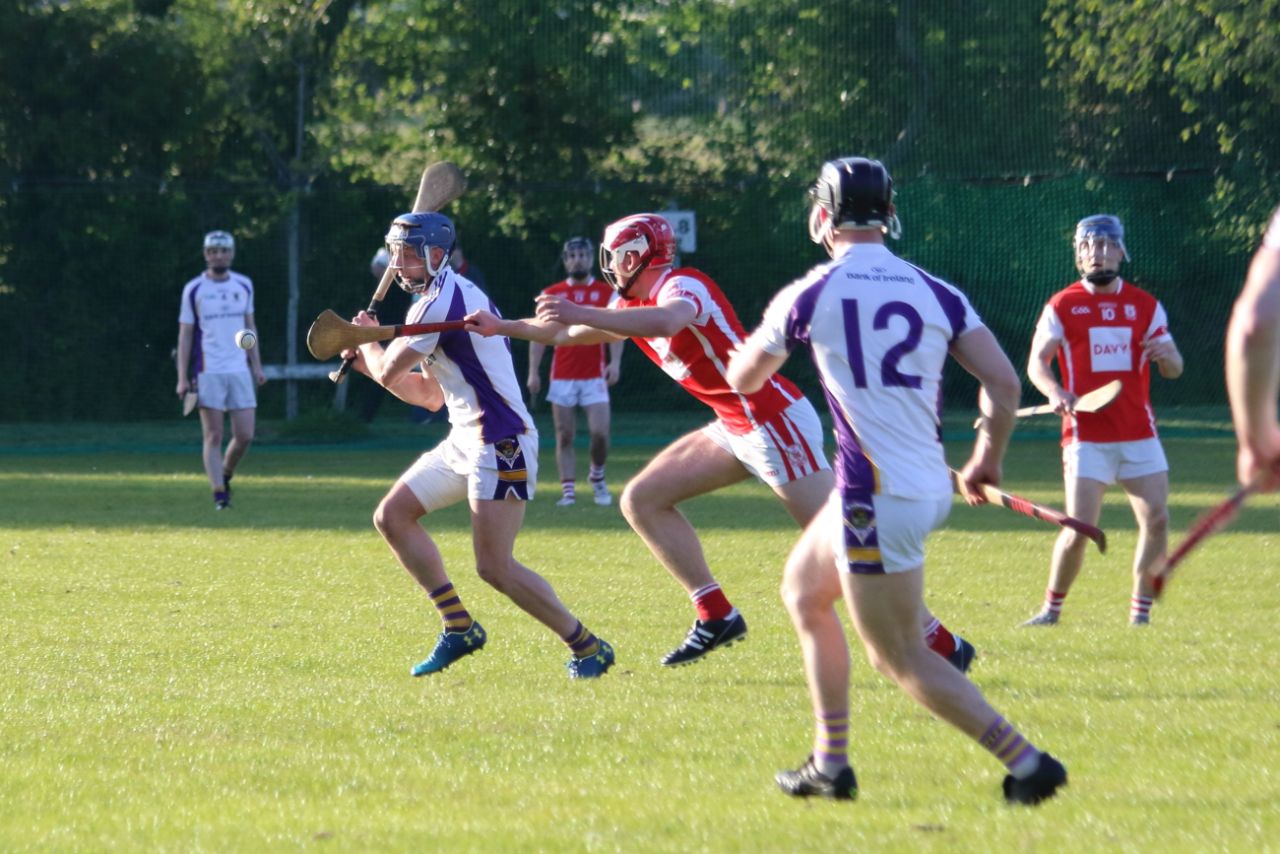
[838,482,884,575]
[490,436,531,501]
[440,288,525,444]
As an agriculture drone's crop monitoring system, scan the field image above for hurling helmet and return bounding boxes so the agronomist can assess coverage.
[385,212,456,294]
[599,214,676,293]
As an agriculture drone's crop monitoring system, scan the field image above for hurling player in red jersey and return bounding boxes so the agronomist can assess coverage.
[467,213,976,675]
[1023,215,1184,627]
[527,237,624,507]
[1227,205,1280,490]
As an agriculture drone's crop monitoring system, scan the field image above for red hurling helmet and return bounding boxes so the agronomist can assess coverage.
[599,214,676,294]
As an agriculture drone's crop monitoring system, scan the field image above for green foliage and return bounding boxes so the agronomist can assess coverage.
[1,432,1278,848]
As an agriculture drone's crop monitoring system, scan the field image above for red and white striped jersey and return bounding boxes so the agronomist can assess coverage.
[614,267,803,434]
[1033,278,1174,445]
[540,276,611,380]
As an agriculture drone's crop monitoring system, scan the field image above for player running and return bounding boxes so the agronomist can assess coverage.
[1022,215,1184,627]
[728,155,1066,804]
[466,212,975,674]
[342,211,614,680]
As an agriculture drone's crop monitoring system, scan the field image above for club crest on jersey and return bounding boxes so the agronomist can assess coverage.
[785,444,808,475]
[1124,304,1137,320]
[495,438,520,465]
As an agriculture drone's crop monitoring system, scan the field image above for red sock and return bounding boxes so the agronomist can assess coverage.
[692,583,732,621]
[925,621,958,657]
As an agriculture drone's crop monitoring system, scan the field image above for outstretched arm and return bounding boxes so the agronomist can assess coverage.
[536,294,696,340]
[726,336,787,394]
[465,309,620,346]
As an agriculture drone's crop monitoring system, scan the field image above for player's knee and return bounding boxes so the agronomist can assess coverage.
[619,479,653,525]
[475,560,513,592]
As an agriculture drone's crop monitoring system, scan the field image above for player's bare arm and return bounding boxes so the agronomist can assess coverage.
[1026,326,1077,413]
[465,308,620,346]
[1227,243,1280,486]
[536,293,696,340]
[175,323,194,397]
[604,339,624,386]
[1143,336,1184,379]
[243,312,267,386]
[950,327,1021,504]
[726,336,787,395]
[527,341,547,396]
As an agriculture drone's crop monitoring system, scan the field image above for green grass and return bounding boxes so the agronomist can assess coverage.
[1,421,1278,851]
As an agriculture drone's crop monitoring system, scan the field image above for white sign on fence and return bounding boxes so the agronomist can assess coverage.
[662,210,697,254]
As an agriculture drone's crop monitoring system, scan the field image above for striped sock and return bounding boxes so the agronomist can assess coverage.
[1043,588,1067,617]
[979,715,1041,779]
[691,583,733,622]
[561,481,576,501]
[923,617,957,658]
[428,582,473,632]
[1130,595,1153,623]
[588,464,606,484]
[563,620,600,658]
[814,710,851,778]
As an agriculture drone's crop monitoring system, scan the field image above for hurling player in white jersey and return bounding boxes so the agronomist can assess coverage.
[729,157,1066,805]
[342,212,614,680]
[467,213,977,679]
[1227,204,1280,489]
[175,230,266,510]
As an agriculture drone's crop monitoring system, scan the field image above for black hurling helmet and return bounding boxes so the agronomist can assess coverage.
[808,157,901,252]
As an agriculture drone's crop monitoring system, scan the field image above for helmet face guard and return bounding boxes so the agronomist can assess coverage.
[203,230,235,272]
[385,212,456,294]
[1073,214,1127,284]
[562,236,594,278]
[599,215,675,295]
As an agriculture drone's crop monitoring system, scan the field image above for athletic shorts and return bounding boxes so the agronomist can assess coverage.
[546,378,610,408]
[400,430,539,513]
[702,398,829,487]
[1064,438,1168,485]
[829,488,952,575]
[197,371,256,411]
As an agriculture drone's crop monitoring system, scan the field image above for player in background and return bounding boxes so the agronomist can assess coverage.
[1227,205,1280,490]
[342,211,614,680]
[728,156,1065,804]
[466,213,976,674]
[527,237,624,506]
[1022,215,1183,627]
[175,230,267,510]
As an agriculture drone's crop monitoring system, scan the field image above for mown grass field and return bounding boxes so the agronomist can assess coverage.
[1,416,1277,851]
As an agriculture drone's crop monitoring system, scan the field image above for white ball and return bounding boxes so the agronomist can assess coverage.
[235,329,257,350]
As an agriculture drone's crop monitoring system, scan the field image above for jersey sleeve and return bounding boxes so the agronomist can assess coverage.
[1145,301,1172,343]
[655,275,706,321]
[178,280,196,324]
[752,280,808,356]
[1033,302,1063,344]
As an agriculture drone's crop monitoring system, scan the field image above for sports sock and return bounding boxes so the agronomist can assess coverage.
[560,480,576,501]
[223,469,234,491]
[213,490,229,505]
[691,583,733,622]
[428,582,473,632]
[588,464,606,484]
[563,621,601,658]
[979,715,1041,779]
[1042,588,1067,617]
[1130,595,1153,623]
[814,710,851,778]
[923,617,958,657]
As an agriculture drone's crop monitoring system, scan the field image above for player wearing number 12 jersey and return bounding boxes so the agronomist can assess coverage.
[466,212,976,675]
[1022,215,1183,628]
[729,156,1065,805]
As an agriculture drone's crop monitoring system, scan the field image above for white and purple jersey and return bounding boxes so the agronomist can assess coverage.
[751,243,984,500]
[405,269,534,448]
[178,271,254,376]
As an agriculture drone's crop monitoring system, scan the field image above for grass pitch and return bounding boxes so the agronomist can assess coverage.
[1,419,1277,851]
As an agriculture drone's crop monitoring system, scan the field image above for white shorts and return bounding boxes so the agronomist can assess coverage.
[1064,438,1168,485]
[197,371,256,411]
[400,431,539,513]
[546,378,610,408]
[702,398,829,487]
[830,489,952,574]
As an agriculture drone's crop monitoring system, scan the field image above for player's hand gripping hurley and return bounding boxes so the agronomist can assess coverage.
[328,161,467,383]
[307,310,467,361]
[950,469,1107,553]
